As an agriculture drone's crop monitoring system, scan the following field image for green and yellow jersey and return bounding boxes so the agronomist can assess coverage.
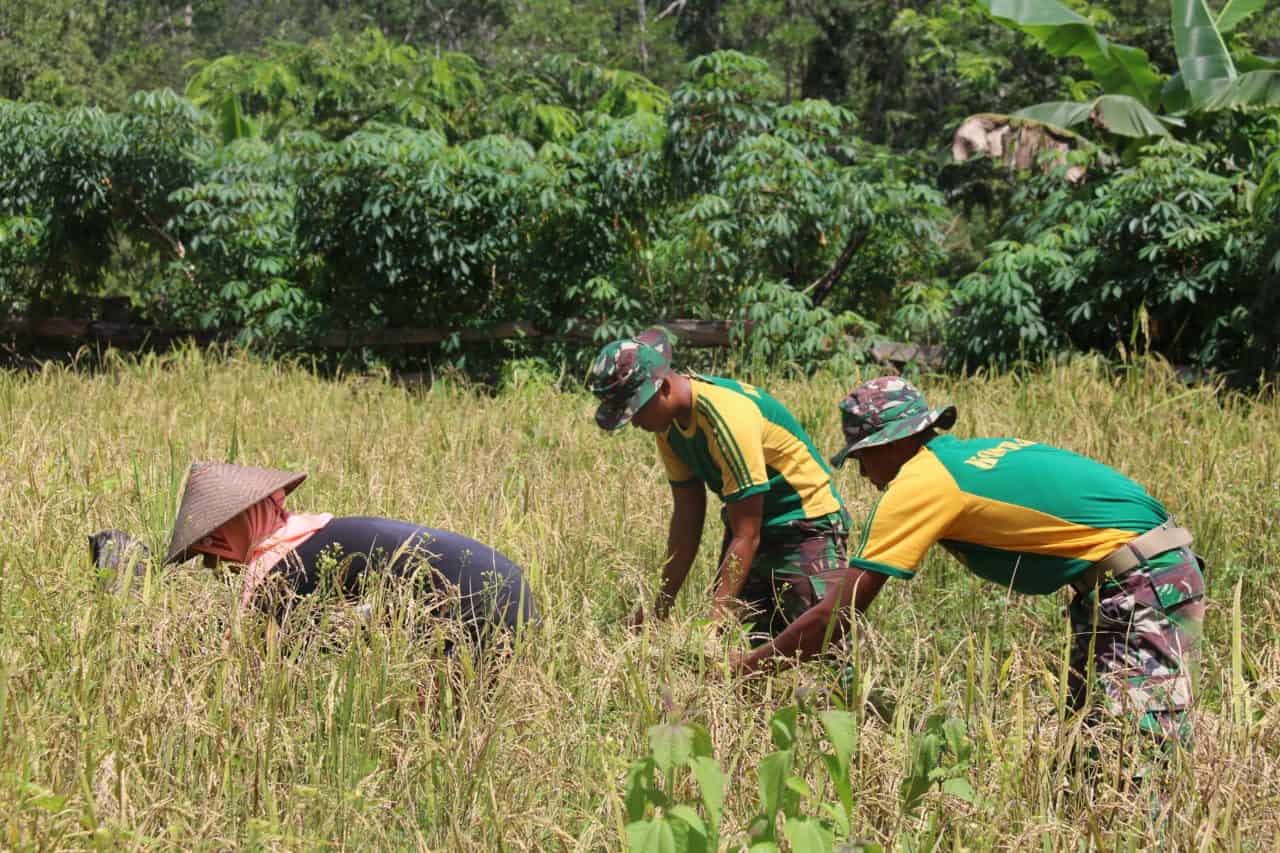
[849,435,1173,594]
[657,375,845,528]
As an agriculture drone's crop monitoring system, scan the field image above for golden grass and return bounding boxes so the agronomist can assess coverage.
[0,348,1278,849]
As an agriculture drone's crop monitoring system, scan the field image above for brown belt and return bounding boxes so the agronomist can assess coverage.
[1068,519,1194,594]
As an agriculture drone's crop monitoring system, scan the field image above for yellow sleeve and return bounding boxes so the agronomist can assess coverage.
[696,391,768,502]
[657,435,698,486]
[848,451,962,578]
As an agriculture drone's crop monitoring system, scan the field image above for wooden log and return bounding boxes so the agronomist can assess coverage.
[2,315,946,368]
[32,317,88,338]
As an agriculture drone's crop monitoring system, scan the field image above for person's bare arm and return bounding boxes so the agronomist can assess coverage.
[634,483,707,625]
[709,494,764,621]
[735,567,888,674]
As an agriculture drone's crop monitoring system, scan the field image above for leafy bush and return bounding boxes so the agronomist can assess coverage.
[731,280,870,376]
[949,140,1276,374]
[4,38,1271,379]
[293,126,607,341]
[0,100,115,306]
[898,714,975,814]
[947,238,1068,367]
[0,216,44,312]
[651,96,948,366]
[0,91,206,314]
[665,51,781,193]
[1250,141,1280,372]
[161,139,314,342]
[624,720,724,852]
[185,31,488,142]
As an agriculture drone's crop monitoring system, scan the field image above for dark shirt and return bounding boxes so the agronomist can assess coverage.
[281,516,537,632]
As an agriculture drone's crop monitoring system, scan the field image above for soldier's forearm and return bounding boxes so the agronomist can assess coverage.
[735,569,887,675]
[655,522,702,617]
[739,599,844,673]
[712,533,760,609]
[655,555,694,616]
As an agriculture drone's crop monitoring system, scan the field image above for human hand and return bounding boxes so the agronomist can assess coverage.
[711,648,761,682]
[732,650,757,676]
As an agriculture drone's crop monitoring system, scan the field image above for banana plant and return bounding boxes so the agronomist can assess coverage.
[962,0,1280,144]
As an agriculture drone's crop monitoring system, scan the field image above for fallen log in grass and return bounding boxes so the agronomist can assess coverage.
[1,315,947,369]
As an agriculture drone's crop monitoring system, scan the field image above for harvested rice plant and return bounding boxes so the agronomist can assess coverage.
[1,350,1277,849]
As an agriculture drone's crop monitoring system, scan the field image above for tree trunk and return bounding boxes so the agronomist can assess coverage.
[637,0,649,72]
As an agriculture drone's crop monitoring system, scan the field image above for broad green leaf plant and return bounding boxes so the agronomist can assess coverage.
[970,0,1280,141]
[623,705,886,853]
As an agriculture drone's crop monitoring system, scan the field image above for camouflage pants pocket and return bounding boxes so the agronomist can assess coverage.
[723,513,849,640]
[1069,548,1205,742]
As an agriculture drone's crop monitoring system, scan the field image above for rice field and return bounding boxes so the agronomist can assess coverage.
[1,348,1278,850]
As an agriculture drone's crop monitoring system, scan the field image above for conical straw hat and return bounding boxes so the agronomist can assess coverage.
[165,461,306,564]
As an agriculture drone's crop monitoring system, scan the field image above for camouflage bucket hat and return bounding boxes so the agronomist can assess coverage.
[830,376,957,467]
[588,327,674,431]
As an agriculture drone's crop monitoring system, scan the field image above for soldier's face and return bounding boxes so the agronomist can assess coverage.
[630,383,673,432]
[851,444,902,490]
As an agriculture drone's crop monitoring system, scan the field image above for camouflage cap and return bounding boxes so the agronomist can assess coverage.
[830,376,957,467]
[588,327,675,431]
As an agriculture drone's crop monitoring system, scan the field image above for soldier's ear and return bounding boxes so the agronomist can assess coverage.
[660,374,678,400]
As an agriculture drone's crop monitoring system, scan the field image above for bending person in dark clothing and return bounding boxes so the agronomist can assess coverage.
[286,517,535,632]
[164,462,537,638]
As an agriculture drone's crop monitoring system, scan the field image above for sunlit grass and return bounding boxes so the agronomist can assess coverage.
[1,348,1278,849]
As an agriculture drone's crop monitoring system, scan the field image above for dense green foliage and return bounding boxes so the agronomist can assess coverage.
[971,0,1280,141]
[952,133,1280,372]
[0,42,951,368]
[1,1,1279,375]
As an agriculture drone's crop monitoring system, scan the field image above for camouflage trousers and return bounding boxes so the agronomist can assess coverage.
[716,511,851,640]
[1067,546,1205,744]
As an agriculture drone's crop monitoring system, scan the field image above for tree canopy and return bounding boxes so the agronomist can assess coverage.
[2,1,1278,377]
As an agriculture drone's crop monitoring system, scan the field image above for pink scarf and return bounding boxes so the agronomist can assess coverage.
[240,510,334,609]
[194,492,289,563]
[190,490,334,610]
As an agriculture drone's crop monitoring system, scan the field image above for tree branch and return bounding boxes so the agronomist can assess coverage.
[654,0,688,22]
[806,226,869,308]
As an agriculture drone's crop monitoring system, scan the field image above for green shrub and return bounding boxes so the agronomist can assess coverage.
[949,140,1275,374]
[623,703,884,853]
[0,91,206,314]
[161,139,314,342]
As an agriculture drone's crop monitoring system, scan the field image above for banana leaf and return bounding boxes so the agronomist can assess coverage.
[1094,95,1178,137]
[1201,70,1280,110]
[217,93,258,145]
[1255,152,1280,216]
[1216,0,1268,34]
[1013,101,1094,130]
[978,0,1162,107]
[1164,51,1279,113]
[1015,95,1174,138]
[1237,54,1280,73]
[1161,73,1192,114]
[1172,0,1236,108]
